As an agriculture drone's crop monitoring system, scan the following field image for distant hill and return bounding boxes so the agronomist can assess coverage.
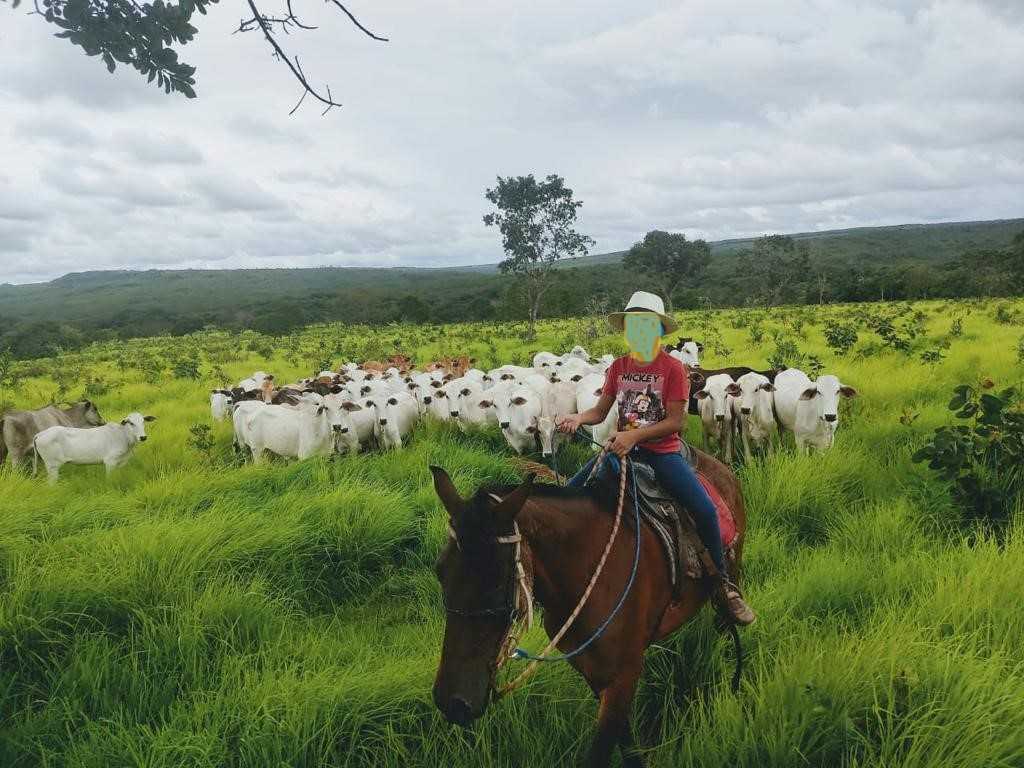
[0,217,1020,358]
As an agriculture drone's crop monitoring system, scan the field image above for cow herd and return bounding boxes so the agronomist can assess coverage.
[213,339,856,467]
[0,339,857,483]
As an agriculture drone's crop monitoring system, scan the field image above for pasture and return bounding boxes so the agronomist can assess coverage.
[1,298,1023,767]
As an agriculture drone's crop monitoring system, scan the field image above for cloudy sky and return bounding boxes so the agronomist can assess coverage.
[1,0,1022,284]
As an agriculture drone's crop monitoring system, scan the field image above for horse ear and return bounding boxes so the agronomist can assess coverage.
[492,473,535,527]
[429,466,465,518]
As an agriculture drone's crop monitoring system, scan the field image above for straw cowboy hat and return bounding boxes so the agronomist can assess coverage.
[608,290,679,334]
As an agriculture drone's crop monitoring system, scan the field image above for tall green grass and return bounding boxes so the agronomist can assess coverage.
[1,299,1023,766]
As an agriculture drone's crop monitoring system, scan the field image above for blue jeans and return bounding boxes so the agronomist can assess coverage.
[568,446,726,573]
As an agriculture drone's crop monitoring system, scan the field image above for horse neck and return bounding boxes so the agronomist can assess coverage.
[516,494,606,608]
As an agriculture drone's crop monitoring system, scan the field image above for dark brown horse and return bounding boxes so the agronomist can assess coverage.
[430,447,747,768]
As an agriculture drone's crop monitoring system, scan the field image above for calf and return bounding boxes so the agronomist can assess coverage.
[773,369,857,453]
[210,390,233,421]
[535,381,578,457]
[33,412,155,484]
[727,372,778,460]
[687,366,783,415]
[694,373,736,463]
[365,392,418,450]
[1,400,105,468]
[668,340,701,367]
[322,394,367,455]
[574,374,618,450]
[495,386,542,455]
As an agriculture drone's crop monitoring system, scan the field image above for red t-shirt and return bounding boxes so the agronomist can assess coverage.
[601,349,689,453]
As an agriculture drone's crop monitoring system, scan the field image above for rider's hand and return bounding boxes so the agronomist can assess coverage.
[557,414,582,434]
[606,430,639,457]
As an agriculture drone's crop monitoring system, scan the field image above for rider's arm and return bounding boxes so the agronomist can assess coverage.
[574,393,615,426]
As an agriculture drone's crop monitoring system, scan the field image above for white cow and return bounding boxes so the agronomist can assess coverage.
[210,390,232,421]
[773,369,857,453]
[536,381,578,457]
[33,412,155,484]
[323,394,368,455]
[694,373,736,462]
[366,392,418,450]
[497,386,543,455]
[728,372,778,461]
[565,345,590,362]
[240,402,342,464]
[522,373,553,399]
[532,351,560,370]
[575,374,618,450]
[669,341,701,368]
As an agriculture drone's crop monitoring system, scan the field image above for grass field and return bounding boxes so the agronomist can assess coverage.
[1,299,1022,767]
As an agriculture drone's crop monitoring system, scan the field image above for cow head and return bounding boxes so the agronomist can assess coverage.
[120,412,155,442]
[80,399,105,426]
[799,375,856,423]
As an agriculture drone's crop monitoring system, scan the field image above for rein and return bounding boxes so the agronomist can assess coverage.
[488,448,642,698]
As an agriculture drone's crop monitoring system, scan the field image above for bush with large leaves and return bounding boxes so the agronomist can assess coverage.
[913,382,1024,526]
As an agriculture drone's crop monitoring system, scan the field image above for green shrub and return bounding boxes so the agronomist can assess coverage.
[913,382,1024,526]
[823,323,858,356]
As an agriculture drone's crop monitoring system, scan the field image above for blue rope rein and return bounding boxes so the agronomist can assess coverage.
[512,442,642,663]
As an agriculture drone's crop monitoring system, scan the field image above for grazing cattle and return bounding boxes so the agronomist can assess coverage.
[1,401,105,468]
[322,394,367,455]
[365,392,418,450]
[387,354,413,374]
[495,385,542,455]
[565,345,590,362]
[535,380,578,457]
[239,401,343,463]
[668,340,701,367]
[773,369,857,453]
[32,412,155,484]
[727,372,778,460]
[574,373,619,450]
[694,373,737,462]
[532,351,560,370]
[210,390,233,421]
[687,366,783,415]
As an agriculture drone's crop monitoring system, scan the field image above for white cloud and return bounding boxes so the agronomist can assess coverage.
[0,0,1021,285]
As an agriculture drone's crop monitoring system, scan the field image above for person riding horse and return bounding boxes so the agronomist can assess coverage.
[557,290,756,626]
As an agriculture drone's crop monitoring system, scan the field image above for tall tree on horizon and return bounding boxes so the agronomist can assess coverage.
[622,230,711,313]
[483,174,594,339]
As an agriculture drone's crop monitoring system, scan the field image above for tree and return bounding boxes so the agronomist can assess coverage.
[622,230,710,313]
[483,174,594,338]
[737,235,813,306]
[4,0,386,113]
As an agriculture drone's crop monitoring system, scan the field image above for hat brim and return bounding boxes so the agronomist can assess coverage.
[608,310,678,335]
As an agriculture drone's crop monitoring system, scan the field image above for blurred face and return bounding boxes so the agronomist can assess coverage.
[624,313,662,363]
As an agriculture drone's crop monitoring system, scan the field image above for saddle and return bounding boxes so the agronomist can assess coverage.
[590,447,739,600]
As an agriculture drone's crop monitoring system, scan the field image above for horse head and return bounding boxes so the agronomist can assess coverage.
[429,465,534,727]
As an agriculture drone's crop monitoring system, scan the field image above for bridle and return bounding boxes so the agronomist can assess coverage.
[444,496,535,651]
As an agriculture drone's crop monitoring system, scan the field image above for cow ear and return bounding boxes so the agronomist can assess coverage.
[342,401,362,412]
[800,387,819,401]
[429,465,466,519]
[491,473,535,527]
[725,383,741,396]
[478,399,493,408]
[83,399,92,408]
[760,382,776,392]
[571,374,582,382]
[694,390,710,400]
[120,418,129,425]
[143,415,157,422]
[689,371,706,386]
[839,386,858,398]
[525,425,538,434]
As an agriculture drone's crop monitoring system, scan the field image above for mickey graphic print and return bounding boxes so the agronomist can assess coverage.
[601,349,690,454]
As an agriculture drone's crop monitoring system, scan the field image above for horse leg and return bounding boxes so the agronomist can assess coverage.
[585,668,643,768]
